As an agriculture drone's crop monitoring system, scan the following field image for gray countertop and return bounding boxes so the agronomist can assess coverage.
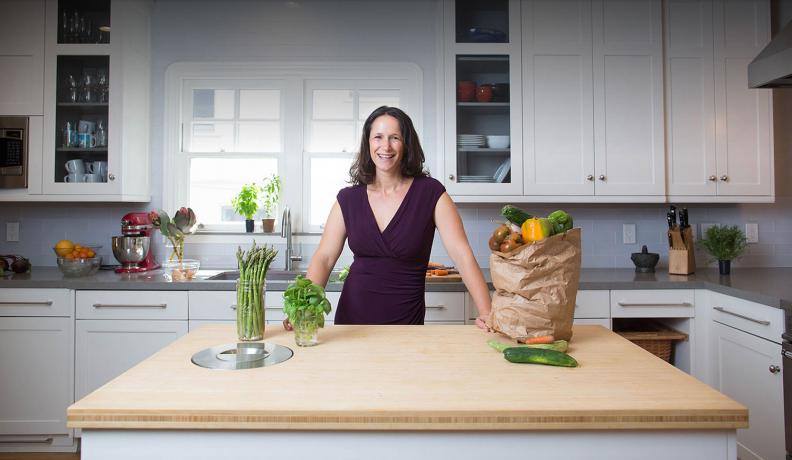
[1,267,791,311]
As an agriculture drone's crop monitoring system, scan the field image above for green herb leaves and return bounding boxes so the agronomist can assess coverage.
[283,275,332,328]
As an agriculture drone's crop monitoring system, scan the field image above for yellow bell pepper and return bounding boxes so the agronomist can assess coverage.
[521,217,553,242]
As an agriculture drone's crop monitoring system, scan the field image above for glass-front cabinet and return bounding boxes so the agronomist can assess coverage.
[444,0,522,196]
[42,0,151,200]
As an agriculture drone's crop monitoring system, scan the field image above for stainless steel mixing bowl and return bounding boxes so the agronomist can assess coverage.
[112,236,150,269]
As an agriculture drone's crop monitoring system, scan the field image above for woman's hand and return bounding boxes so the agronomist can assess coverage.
[475,314,493,332]
[282,318,293,331]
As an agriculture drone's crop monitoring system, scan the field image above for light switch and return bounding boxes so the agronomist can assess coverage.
[622,224,636,245]
[745,223,759,243]
[6,222,19,242]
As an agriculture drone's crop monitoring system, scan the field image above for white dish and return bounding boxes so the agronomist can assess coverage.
[486,135,510,149]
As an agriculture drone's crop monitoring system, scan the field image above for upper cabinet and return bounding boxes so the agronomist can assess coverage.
[0,0,45,116]
[666,0,773,200]
[34,0,151,202]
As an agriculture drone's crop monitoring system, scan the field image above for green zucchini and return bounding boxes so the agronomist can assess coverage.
[503,347,578,367]
[501,205,532,226]
[487,339,569,353]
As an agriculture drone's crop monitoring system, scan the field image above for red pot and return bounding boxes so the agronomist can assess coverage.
[476,84,493,103]
[457,80,476,102]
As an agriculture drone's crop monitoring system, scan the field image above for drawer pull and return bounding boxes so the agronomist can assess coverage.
[617,302,692,307]
[0,300,53,306]
[769,365,781,374]
[265,306,283,310]
[230,304,237,310]
[713,306,770,325]
[93,303,167,309]
[0,436,53,444]
[426,304,446,310]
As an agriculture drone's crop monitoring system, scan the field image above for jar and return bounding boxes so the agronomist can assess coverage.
[236,279,265,341]
[476,84,493,103]
[457,80,476,102]
[292,310,320,347]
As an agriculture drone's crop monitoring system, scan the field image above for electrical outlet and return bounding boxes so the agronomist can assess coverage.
[745,223,759,243]
[622,223,636,244]
[700,222,716,239]
[6,222,19,242]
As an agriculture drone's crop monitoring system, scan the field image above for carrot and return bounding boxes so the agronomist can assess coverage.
[433,269,449,276]
[524,335,554,345]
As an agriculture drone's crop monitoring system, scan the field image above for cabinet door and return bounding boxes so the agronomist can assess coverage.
[0,0,44,115]
[75,319,187,400]
[711,321,783,460]
[0,317,73,435]
[665,0,717,196]
[713,0,772,196]
[522,0,594,195]
[592,0,665,196]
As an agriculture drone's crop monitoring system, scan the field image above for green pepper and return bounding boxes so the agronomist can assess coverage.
[547,210,573,234]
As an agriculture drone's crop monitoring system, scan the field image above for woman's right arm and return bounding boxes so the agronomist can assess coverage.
[305,200,347,287]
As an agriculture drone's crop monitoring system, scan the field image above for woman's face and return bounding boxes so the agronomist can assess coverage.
[368,115,404,176]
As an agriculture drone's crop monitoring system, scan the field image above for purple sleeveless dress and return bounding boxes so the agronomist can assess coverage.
[335,175,447,325]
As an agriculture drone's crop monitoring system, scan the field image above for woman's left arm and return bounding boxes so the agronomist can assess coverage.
[434,192,492,330]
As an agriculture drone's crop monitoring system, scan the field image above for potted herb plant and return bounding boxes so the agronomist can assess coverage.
[699,225,747,275]
[260,174,281,233]
[283,275,332,347]
[232,183,261,233]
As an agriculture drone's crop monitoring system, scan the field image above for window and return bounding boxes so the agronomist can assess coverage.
[166,63,421,234]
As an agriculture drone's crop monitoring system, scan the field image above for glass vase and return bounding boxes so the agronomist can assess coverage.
[293,310,320,347]
[236,279,265,341]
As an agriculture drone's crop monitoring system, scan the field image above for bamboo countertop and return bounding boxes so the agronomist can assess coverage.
[67,325,747,431]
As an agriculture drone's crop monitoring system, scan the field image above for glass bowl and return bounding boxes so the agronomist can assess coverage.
[162,259,200,281]
[57,256,102,277]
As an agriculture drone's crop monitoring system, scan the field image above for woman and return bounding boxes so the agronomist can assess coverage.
[295,106,491,330]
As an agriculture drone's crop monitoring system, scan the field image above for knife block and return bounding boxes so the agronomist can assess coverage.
[668,226,696,275]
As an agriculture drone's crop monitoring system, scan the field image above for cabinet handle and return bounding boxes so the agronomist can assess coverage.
[229,304,237,310]
[617,302,692,307]
[265,306,283,310]
[0,300,53,306]
[0,437,53,444]
[708,175,717,181]
[108,173,116,181]
[598,175,606,181]
[769,365,781,374]
[783,350,792,360]
[93,303,167,309]
[713,306,770,325]
[426,304,446,310]
[586,175,594,181]
[720,175,728,181]
[448,174,455,181]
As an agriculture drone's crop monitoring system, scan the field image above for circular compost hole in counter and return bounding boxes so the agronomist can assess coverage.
[191,342,293,370]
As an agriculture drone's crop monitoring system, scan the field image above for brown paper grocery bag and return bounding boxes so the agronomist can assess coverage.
[486,228,582,342]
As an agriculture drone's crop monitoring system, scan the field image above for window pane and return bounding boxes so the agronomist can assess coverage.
[190,158,278,225]
[310,157,353,227]
[238,121,281,152]
[312,90,353,119]
[192,89,234,119]
[240,90,280,119]
[358,90,400,119]
[308,121,356,152]
[190,122,234,152]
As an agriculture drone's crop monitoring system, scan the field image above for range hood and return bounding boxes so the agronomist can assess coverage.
[748,20,792,88]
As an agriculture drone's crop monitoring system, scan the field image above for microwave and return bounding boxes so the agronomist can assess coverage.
[0,116,28,189]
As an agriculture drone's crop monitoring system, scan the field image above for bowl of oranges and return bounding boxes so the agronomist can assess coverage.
[54,240,102,277]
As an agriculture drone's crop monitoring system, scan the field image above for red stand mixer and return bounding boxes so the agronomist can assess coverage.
[112,212,160,273]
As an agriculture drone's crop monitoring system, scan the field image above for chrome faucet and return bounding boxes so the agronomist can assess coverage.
[281,207,302,271]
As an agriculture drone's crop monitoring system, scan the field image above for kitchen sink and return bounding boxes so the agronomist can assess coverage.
[207,270,343,281]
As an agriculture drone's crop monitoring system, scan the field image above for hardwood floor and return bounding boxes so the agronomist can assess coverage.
[0,454,79,460]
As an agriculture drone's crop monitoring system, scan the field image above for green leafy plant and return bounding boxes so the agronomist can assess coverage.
[231,183,261,220]
[283,275,332,328]
[699,225,747,261]
[260,174,282,218]
[149,207,198,262]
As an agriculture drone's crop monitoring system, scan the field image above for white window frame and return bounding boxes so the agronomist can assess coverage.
[163,62,422,241]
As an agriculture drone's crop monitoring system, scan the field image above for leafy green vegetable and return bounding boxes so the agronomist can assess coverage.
[338,265,350,282]
[547,210,573,233]
[283,275,332,328]
[232,183,262,220]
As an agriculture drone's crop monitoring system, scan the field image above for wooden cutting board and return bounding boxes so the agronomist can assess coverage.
[425,273,463,282]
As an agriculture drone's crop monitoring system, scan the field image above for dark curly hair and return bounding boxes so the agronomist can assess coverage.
[349,106,427,185]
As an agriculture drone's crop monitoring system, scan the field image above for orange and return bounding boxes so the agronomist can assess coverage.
[55,239,74,257]
[86,249,96,258]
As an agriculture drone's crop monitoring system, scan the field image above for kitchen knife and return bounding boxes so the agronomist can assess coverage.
[679,208,689,229]
[669,205,677,229]
[666,212,675,247]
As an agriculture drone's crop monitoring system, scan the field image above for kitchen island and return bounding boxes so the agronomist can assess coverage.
[68,324,746,460]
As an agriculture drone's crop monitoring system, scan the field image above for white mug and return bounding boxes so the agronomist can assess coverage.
[83,173,102,183]
[87,161,108,180]
[65,159,85,175]
[64,173,84,183]
[78,133,97,149]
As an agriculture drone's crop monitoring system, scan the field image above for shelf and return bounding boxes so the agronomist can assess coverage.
[457,148,510,153]
[457,102,509,107]
[56,147,107,152]
[456,55,509,62]
[57,103,108,107]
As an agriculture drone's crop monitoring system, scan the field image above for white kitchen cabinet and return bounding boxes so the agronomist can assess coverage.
[0,289,75,452]
[425,292,466,323]
[710,320,784,460]
[572,318,611,329]
[665,0,773,200]
[0,0,45,116]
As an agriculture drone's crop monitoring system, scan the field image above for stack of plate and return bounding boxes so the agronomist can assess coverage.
[458,175,495,183]
[457,134,486,149]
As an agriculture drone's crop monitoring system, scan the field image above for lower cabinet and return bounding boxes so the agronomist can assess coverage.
[711,321,784,460]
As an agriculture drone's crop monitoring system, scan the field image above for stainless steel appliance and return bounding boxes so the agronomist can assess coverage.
[0,116,28,189]
[749,19,792,88]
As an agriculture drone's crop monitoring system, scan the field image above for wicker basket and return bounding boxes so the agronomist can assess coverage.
[615,321,688,363]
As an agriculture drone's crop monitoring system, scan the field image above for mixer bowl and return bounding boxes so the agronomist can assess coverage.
[112,236,150,269]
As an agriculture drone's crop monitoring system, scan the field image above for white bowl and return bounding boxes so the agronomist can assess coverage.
[486,135,510,149]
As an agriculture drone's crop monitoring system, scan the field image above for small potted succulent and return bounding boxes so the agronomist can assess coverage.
[283,275,332,347]
[150,207,200,281]
[232,183,261,233]
[699,225,747,275]
[260,174,281,233]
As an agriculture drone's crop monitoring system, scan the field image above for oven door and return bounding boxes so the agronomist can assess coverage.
[783,340,792,459]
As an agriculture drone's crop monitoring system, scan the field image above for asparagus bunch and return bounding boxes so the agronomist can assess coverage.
[235,241,278,340]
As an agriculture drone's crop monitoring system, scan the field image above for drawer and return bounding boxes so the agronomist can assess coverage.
[710,291,783,343]
[574,290,609,318]
[425,292,465,322]
[0,288,72,317]
[573,317,611,329]
[611,289,695,318]
[189,291,237,320]
[76,291,188,320]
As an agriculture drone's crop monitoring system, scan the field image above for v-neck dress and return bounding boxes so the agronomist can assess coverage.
[335,175,447,325]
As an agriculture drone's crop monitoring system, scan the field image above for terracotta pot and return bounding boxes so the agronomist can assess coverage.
[457,80,476,102]
[261,218,275,233]
[476,84,493,103]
